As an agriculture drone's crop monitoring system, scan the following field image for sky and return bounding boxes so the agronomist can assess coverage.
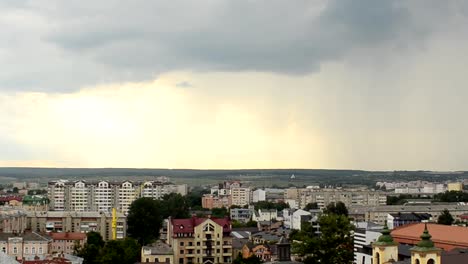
[1,0,468,170]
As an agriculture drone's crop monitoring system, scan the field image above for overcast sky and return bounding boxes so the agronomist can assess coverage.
[1,0,468,170]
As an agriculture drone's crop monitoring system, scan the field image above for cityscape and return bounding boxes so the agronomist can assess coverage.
[1,1,468,264]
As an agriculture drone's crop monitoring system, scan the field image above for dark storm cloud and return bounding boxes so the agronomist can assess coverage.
[0,0,466,91]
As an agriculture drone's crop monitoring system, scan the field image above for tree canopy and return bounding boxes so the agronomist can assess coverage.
[127,197,163,245]
[437,209,454,225]
[293,202,354,264]
[323,201,348,217]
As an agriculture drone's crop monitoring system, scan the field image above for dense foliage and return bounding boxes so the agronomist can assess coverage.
[437,209,454,225]
[434,191,468,202]
[233,253,262,264]
[323,201,348,216]
[292,203,354,264]
[76,232,140,264]
[253,200,289,211]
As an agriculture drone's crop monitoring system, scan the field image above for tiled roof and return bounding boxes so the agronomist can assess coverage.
[391,223,468,250]
[50,232,86,241]
[0,232,51,242]
[171,217,231,234]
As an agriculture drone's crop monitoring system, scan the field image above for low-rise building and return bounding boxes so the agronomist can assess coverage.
[252,209,277,222]
[230,208,253,223]
[50,233,87,255]
[0,232,51,261]
[387,212,431,229]
[141,240,174,264]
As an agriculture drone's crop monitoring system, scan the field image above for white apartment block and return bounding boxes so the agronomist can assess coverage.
[48,180,188,214]
[252,189,266,203]
[297,188,387,209]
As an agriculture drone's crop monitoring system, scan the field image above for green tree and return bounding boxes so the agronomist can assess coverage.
[127,197,163,245]
[304,202,319,210]
[437,209,454,225]
[295,214,354,264]
[76,232,104,264]
[324,201,348,217]
[160,193,190,219]
[211,207,229,218]
[100,238,140,264]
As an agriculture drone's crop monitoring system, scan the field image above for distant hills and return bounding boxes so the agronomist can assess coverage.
[0,167,466,187]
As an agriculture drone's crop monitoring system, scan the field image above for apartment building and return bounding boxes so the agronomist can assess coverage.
[26,211,126,241]
[297,188,387,209]
[48,180,187,214]
[167,216,233,264]
[230,187,251,207]
[202,195,231,210]
[349,204,468,225]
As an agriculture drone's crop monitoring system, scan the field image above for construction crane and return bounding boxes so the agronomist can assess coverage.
[112,207,117,240]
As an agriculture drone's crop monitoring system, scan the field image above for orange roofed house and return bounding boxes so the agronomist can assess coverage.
[391,223,468,251]
[167,216,233,264]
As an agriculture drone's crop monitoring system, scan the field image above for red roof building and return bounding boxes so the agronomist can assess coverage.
[391,223,468,251]
[166,217,233,264]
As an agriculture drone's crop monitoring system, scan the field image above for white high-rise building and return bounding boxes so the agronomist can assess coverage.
[70,181,89,211]
[48,180,188,214]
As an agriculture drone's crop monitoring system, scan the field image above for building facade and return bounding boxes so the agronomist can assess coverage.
[26,211,126,241]
[167,217,233,264]
[0,232,51,261]
[48,180,187,214]
[349,204,468,225]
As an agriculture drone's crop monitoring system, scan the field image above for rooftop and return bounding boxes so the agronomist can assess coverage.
[171,217,231,234]
[391,223,468,250]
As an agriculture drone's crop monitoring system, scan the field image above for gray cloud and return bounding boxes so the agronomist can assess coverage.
[1,0,466,91]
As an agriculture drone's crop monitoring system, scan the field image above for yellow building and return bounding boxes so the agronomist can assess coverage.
[167,217,233,264]
[410,224,442,264]
[447,182,463,192]
[372,222,399,264]
[372,222,442,264]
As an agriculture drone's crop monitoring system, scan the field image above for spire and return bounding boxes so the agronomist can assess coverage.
[416,223,435,248]
[374,221,397,246]
[410,223,441,253]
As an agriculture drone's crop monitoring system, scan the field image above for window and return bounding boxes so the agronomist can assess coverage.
[180,242,184,246]
[32,247,36,254]
[197,242,200,246]
[427,260,434,264]
[2,247,5,253]
[25,247,29,254]
[203,224,215,231]
[415,260,420,264]
[39,247,43,254]
[179,258,184,264]
[146,258,149,262]
[180,250,184,254]
[13,247,17,254]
